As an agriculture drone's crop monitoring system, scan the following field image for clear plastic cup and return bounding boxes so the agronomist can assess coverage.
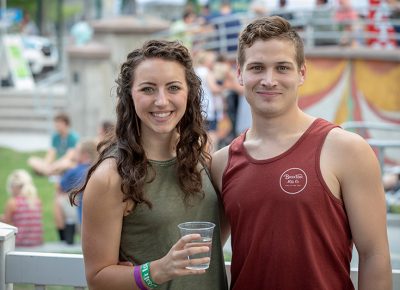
[178,221,215,270]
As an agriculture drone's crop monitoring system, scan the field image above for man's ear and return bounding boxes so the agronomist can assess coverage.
[237,65,243,86]
[299,63,306,85]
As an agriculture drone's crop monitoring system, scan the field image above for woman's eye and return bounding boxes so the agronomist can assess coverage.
[169,85,180,92]
[142,87,155,94]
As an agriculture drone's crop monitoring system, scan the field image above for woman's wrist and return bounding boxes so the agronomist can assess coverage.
[133,262,162,289]
[148,259,167,285]
[141,262,159,288]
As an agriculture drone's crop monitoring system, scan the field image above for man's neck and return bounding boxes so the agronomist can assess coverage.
[249,110,311,140]
[243,111,315,160]
[59,129,69,138]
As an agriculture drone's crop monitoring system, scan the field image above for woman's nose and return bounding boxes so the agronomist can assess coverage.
[154,90,168,106]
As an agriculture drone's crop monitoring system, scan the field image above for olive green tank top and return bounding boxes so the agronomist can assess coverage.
[119,158,228,290]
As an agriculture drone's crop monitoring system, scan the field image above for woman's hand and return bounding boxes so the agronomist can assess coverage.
[150,234,211,285]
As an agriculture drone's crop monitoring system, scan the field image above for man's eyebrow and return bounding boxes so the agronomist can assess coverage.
[276,61,294,66]
[245,62,263,67]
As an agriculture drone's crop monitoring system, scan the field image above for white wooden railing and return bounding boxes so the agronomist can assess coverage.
[341,121,400,173]
[1,222,400,289]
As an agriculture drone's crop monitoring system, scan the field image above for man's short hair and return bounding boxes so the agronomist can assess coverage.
[237,16,305,69]
[54,112,70,126]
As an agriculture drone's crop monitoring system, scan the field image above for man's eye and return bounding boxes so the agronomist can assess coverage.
[251,66,263,71]
[277,66,289,72]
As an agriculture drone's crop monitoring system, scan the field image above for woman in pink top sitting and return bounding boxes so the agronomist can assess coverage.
[1,169,43,247]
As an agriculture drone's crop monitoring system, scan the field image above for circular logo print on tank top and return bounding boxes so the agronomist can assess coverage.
[279,168,308,194]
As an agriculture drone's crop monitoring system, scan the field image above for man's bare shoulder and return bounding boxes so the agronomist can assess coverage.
[213,145,230,163]
[326,127,371,154]
[211,145,230,192]
[324,127,379,177]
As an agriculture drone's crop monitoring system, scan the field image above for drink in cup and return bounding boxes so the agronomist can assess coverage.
[178,221,215,270]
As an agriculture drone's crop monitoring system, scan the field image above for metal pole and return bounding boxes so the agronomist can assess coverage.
[0,0,8,87]
[0,0,7,35]
[36,0,43,35]
[56,0,63,70]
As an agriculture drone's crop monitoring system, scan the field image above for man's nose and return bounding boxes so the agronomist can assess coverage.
[260,69,277,87]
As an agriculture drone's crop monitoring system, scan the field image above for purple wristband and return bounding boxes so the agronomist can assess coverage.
[134,266,147,290]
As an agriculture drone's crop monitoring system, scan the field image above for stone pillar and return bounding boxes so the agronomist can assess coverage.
[65,16,169,138]
[91,16,170,75]
[66,43,113,139]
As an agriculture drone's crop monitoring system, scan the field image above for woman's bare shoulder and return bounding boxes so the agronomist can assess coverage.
[87,158,122,196]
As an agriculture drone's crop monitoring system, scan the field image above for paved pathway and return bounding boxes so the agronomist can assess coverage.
[0,132,50,152]
[16,241,82,254]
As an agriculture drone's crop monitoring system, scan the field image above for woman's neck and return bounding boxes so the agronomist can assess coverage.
[141,131,179,161]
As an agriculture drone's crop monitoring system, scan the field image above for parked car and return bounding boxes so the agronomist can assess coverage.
[21,35,58,75]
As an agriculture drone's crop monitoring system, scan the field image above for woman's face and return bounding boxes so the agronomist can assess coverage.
[131,58,188,138]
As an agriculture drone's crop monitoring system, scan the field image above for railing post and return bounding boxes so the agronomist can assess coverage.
[0,223,17,290]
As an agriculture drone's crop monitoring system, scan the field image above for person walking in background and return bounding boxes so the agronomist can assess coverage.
[213,2,241,53]
[334,0,363,46]
[20,10,39,35]
[70,40,228,290]
[272,0,294,21]
[28,112,79,177]
[211,16,392,289]
[213,54,244,145]
[1,169,43,247]
[312,0,339,46]
[54,139,98,244]
[96,119,115,145]
[169,8,198,50]
[388,0,400,46]
[194,50,224,152]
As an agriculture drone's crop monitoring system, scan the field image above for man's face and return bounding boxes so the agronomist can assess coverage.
[237,39,306,118]
[54,119,68,134]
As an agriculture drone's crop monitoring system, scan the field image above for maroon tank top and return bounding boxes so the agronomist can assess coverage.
[222,118,354,290]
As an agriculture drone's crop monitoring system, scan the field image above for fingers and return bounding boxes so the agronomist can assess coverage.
[173,235,210,261]
[175,234,202,248]
[118,261,134,267]
[172,235,211,271]
[169,256,210,276]
[155,234,212,283]
[182,256,211,270]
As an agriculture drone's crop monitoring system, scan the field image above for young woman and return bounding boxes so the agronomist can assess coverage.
[70,40,228,290]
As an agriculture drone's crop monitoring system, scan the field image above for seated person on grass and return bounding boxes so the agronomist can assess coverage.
[1,169,43,247]
[54,139,98,244]
[28,112,79,177]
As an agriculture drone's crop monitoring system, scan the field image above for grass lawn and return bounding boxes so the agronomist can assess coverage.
[1,146,87,289]
[0,146,59,242]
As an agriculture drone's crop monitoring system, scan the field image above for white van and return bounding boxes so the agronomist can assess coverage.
[21,35,59,75]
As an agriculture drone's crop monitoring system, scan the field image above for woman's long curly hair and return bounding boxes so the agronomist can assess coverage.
[70,39,210,208]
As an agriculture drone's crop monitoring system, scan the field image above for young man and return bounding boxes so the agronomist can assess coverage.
[211,16,392,289]
[28,112,79,177]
